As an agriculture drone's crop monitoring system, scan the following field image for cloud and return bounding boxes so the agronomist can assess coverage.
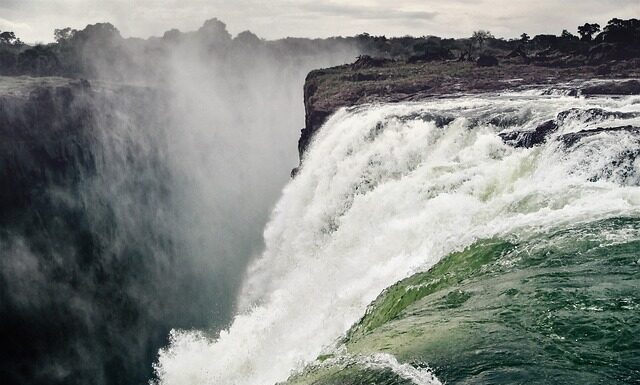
[298,2,437,21]
[0,17,32,33]
[0,0,637,43]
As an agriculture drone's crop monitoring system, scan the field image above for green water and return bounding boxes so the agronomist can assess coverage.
[286,218,640,385]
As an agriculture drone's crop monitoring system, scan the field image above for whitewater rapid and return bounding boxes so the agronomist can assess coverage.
[154,87,640,385]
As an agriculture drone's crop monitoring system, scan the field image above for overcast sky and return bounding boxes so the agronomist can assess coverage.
[0,0,637,43]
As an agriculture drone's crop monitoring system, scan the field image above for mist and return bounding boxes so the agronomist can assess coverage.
[0,18,360,385]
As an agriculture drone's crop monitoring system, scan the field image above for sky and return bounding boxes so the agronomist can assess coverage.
[0,0,637,43]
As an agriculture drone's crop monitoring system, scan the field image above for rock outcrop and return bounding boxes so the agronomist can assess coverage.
[0,77,209,385]
[297,58,640,164]
[498,107,640,149]
[499,120,558,148]
[0,77,95,213]
[560,125,640,147]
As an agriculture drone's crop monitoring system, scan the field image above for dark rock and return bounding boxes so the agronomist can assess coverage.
[596,64,612,75]
[557,108,640,124]
[477,55,499,67]
[0,77,208,385]
[567,88,580,97]
[501,108,640,149]
[499,120,558,148]
[581,80,640,95]
[560,125,640,147]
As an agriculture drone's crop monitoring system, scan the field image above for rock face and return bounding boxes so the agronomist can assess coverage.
[499,120,558,148]
[560,125,640,147]
[297,58,640,165]
[498,108,640,148]
[0,77,216,385]
[0,77,95,214]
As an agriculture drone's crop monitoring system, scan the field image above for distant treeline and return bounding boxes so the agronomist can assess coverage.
[0,17,638,79]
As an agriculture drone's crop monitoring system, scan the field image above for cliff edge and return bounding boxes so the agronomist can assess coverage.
[297,56,640,167]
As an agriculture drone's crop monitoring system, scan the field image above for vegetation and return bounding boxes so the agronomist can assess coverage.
[578,23,601,41]
[0,17,637,78]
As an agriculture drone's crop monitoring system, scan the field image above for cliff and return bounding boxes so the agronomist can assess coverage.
[0,77,94,213]
[0,77,205,385]
[298,57,640,164]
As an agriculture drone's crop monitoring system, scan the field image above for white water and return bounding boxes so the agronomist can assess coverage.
[155,89,640,385]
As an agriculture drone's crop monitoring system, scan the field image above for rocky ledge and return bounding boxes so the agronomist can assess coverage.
[297,57,640,167]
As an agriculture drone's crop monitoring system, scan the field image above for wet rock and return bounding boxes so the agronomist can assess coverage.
[556,107,640,124]
[559,125,640,184]
[0,77,178,385]
[499,120,558,148]
[560,125,640,147]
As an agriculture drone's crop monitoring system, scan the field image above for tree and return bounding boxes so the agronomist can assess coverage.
[561,29,576,39]
[17,45,61,75]
[235,30,262,46]
[54,27,77,43]
[471,30,494,52]
[599,18,640,43]
[531,34,557,49]
[197,18,232,43]
[0,31,16,45]
[162,28,182,42]
[577,23,601,41]
[520,33,530,44]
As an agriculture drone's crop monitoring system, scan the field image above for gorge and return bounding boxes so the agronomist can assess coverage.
[1,16,640,385]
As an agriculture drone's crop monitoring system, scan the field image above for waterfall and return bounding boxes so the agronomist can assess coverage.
[154,88,640,385]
